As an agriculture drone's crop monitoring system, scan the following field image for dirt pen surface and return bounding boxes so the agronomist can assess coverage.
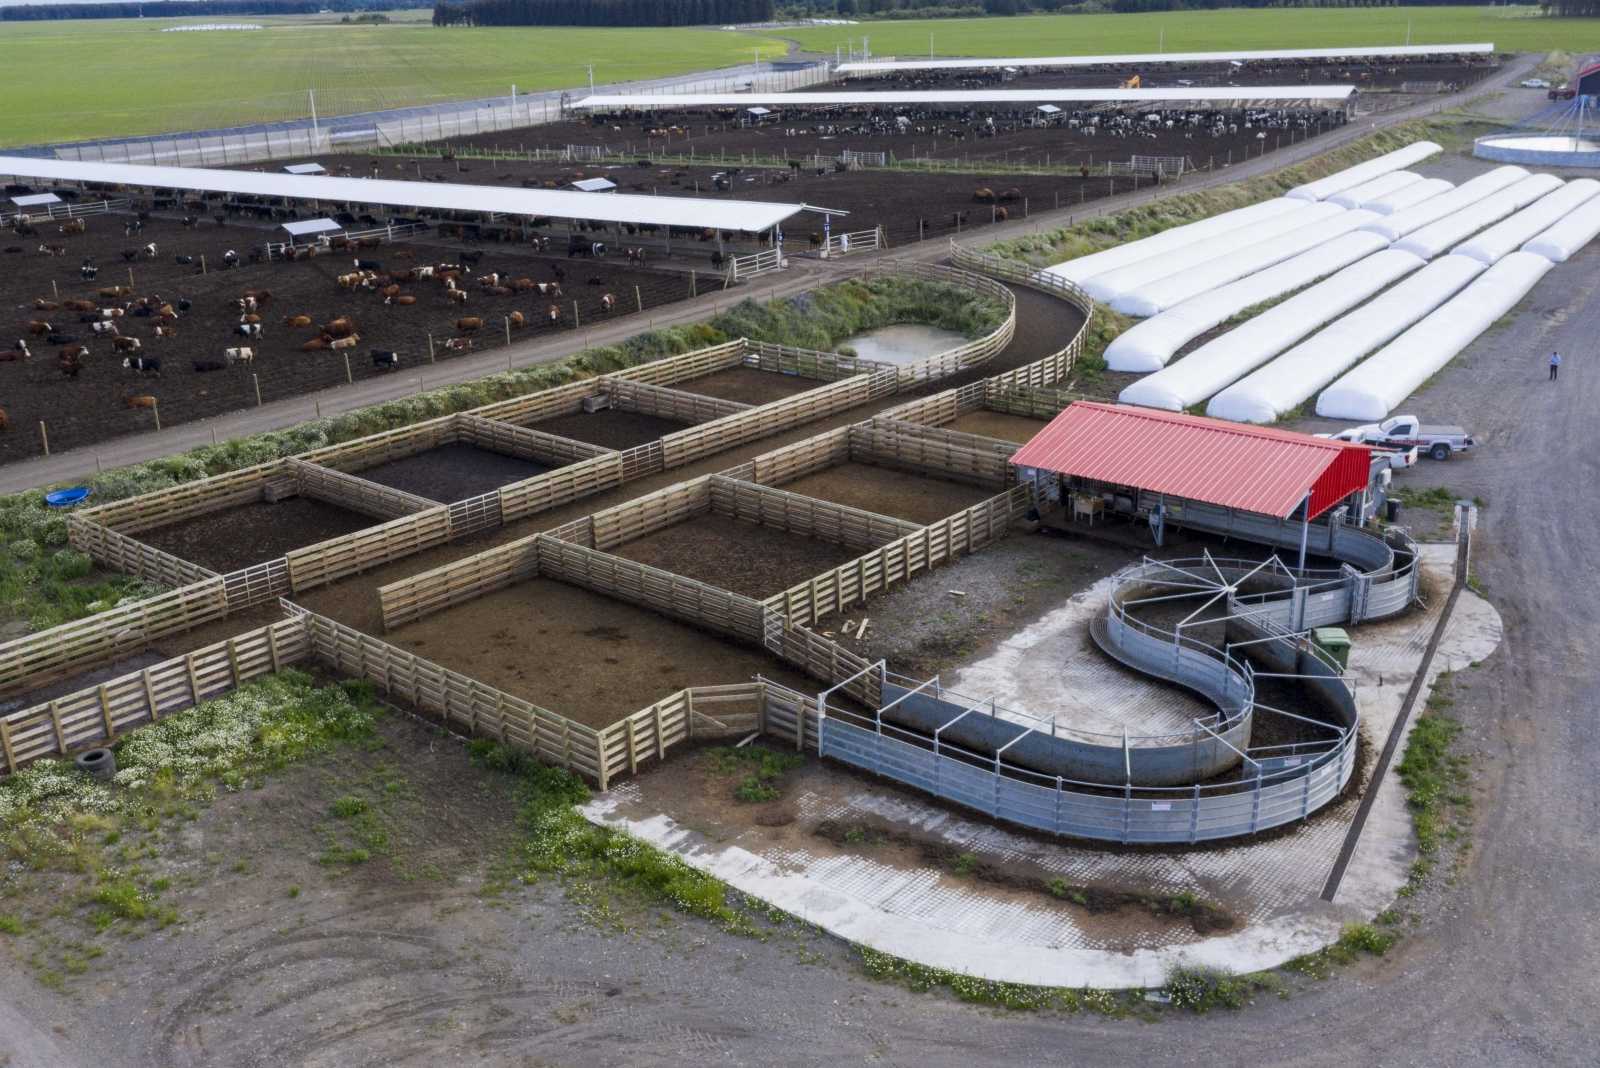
[136,496,375,573]
[612,513,858,599]
[778,462,995,526]
[678,365,823,405]
[384,576,816,727]
[0,212,694,463]
[526,408,690,450]
[353,441,553,503]
[950,409,1050,444]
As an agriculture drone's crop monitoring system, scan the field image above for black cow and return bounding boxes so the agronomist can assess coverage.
[122,355,161,374]
[192,359,226,372]
[371,350,400,371]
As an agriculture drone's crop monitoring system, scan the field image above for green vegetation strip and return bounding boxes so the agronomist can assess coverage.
[0,275,1004,636]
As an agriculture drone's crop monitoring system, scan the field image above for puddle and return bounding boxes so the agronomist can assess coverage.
[840,323,969,366]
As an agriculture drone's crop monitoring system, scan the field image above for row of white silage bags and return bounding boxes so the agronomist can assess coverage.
[1205,255,1487,424]
[1105,229,1391,372]
[1366,177,1454,215]
[1040,198,1302,288]
[1284,141,1442,202]
[1522,192,1600,262]
[1083,200,1345,305]
[1329,170,1423,210]
[1120,248,1424,411]
[1113,209,1382,318]
[1458,179,1600,265]
[1393,173,1566,261]
[1317,253,1555,420]
[1362,166,1530,241]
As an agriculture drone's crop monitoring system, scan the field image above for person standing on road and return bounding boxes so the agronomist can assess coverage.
[1549,350,1562,381]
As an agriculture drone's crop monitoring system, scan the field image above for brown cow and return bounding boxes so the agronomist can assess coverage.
[301,336,330,352]
[447,289,467,304]
[283,314,313,328]
[0,407,8,432]
[600,293,617,312]
[58,347,86,378]
[508,310,526,329]
[33,298,59,311]
[63,299,95,312]
[547,304,560,324]
[155,323,177,340]
[59,218,86,235]
[322,316,356,338]
[26,320,53,337]
[994,207,1009,223]
[243,289,272,306]
[512,277,536,292]
[112,336,142,353]
[381,284,401,300]
[240,313,262,325]
[386,294,417,306]
[124,395,157,410]
[455,317,482,334]
[98,286,131,298]
[443,337,473,353]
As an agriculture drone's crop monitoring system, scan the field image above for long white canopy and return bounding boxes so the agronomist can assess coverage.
[0,156,822,233]
[835,43,1494,74]
[575,86,1356,109]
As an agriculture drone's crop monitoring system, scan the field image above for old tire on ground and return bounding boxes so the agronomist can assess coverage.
[74,747,117,781]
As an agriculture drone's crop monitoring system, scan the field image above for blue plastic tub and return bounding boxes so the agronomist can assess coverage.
[44,487,92,509]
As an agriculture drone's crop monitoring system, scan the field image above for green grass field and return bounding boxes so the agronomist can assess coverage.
[781,7,1598,59]
[0,14,786,147]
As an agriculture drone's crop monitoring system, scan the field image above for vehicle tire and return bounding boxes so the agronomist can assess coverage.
[1430,443,1451,461]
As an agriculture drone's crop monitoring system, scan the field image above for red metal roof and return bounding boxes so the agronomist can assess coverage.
[1009,401,1372,520]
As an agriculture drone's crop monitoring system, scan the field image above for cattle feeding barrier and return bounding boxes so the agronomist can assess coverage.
[0,197,130,227]
[261,220,431,259]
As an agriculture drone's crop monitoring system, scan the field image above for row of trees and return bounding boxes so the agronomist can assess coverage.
[433,0,774,27]
[1,0,409,20]
[801,0,1563,16]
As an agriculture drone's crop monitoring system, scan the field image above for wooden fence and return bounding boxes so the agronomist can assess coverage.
[982,383,1078,420]
[497,450,626,523]
[742,339,896,382]
[285,506,454,594]
[288,458,437,522]
[766,484,1033,626]
[0,579,230,700]
[659,370,892,470]
[78,460,287,534]
[850,419,1015,489]
[947,239,1095,392]
[68,517,219,590]
[603,377,750,426]
[708,475,920,552]
[298,414,460,474]
[609,339,746,387]
[378,535,541,631]
[455,413,614,467]
[295,603,610,786]
[0,614,310,772]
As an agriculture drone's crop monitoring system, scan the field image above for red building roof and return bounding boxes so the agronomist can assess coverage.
[1009,402,1372,520]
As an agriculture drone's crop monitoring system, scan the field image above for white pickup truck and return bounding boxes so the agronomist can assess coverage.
[1322,415,1476,461]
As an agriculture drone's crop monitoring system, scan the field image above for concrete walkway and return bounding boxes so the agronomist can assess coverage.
[581,545,1502,988]
[0,54,1540,497]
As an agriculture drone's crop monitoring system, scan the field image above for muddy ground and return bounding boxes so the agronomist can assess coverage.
[677,365,822,405]
[526,407,691,450]
[136,496,375,573]
[776,462,996,525]
[382,576,819,727]
[612,512,858,599]
[949,408,1050,444]
[0,212,694,463]
[354,441,555,503]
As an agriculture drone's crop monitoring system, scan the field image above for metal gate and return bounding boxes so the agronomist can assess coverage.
[724,247,785,285]
[820,227,885,259]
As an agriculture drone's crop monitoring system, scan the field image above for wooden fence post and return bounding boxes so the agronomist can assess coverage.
[143,668,159,721]
[428,333,436,362]
[97,684,114,740]
[634,285,642,313]
[38,421,48,456]
[0,721,15,774]
[572,300,580,329]
[49,700,67,755]
[185,652,201,704]
[253,372,262,406]
[344,352,354,384]
[151,401,160,432]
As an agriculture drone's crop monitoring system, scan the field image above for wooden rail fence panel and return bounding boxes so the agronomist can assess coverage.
[534,536,769,644]
[470,379,598,427]
[741,339,896,383]
[0,579,231,700]
[300,608,609,785]
[298,415,461,474]
[284,507,454,594]
[289,459,437,522]
[982,384,1078,420]
[763,620,883,708]
[766,487,1030,626]
[708,476,918,552]
[498,451,626,524]
[659,374,875,471]
[604,377,751,426]
[590,478,712,552]
[850,421,1015,488]
[69,517,220,589]
[743,428,852,487]
[378,536,541,632]
[456,413,614,467]
[0,615,312,774]
[80,461,287,534]
[611,339,747,387]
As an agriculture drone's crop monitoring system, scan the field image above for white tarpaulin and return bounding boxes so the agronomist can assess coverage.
[1122,248,1424,411]
[1284,141,1442,202]
[1328,170,1423,210]
[1106,229,1391,373]
[1083,201,1345,303]
[576,87,1358,108]
[1457,178,1600,264]
[1521,191,1600,262]
[1317,252,1554,420]
[1041,198,1302,287]
[1392,173,1565,260]
[1364,176,1454,215]
[835,44,1494,74]
[1206,254,1485,423]
[1361,166,1529,241]
[1113,208,1381,319]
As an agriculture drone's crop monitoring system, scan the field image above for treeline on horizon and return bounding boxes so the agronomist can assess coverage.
[1,0,412,21]
[432,0,774,27]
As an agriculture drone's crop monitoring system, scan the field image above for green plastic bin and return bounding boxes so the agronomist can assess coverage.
[1312,627,1351,671]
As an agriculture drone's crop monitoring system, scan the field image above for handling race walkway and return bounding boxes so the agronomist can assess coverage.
[0,54,1539,497]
